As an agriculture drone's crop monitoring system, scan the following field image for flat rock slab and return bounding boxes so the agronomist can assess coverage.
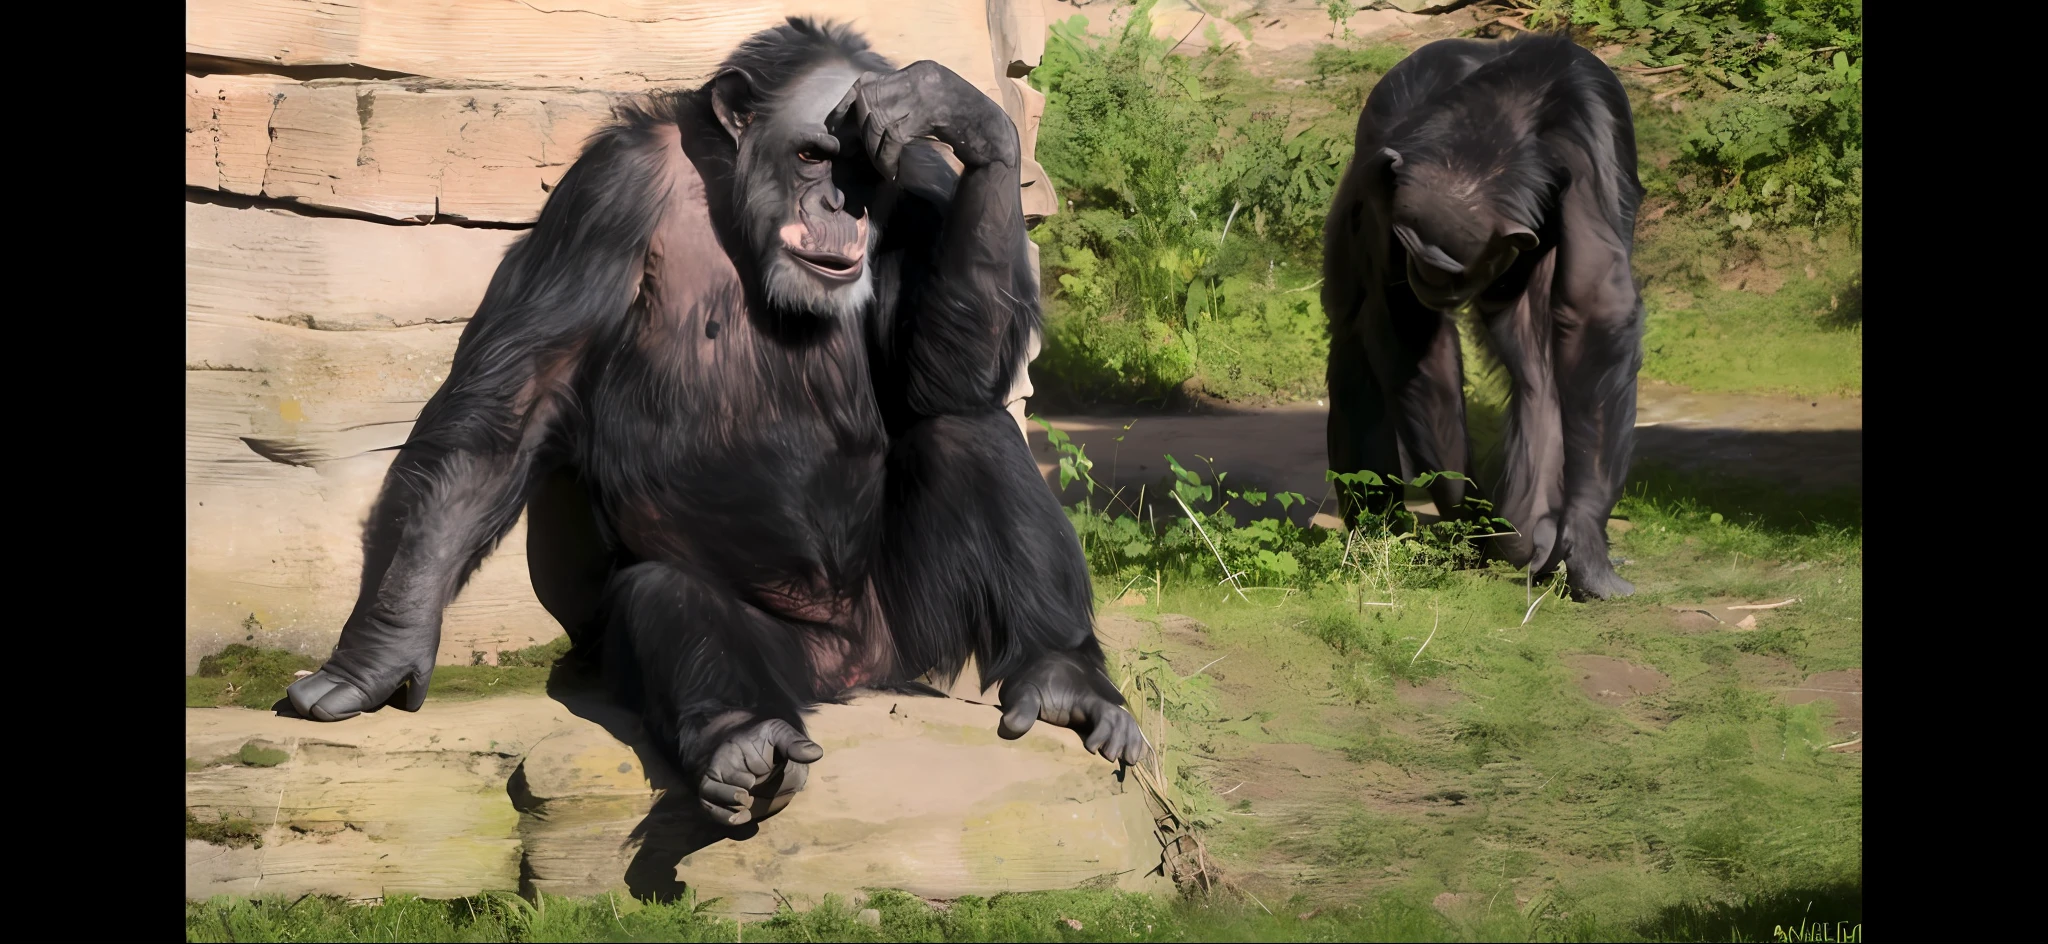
[186,691,1167,912]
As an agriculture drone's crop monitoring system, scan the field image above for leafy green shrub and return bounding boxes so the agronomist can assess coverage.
[1038,417,1510,601]
[1029,2,1365,405]
[1527,0,1863,230]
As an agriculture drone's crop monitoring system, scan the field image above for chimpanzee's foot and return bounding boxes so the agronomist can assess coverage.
[695,717,825,827]
[1566,555,1636,600]
[996,651,1151,766]
[286,658,431,722]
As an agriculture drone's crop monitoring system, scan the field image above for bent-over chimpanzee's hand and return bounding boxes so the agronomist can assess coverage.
[827,60,1020,178]
[695,716,825,827]
[997,651,1150,766]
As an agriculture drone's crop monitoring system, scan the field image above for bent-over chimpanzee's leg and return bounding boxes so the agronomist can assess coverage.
[836,61,1145,765]
[1548,177,1643,600]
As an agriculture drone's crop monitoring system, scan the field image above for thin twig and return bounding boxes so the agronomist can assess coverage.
[771,889,813,942]
[1621,64,1689,75]
[1521,585,1552,626]
[1823,735,1862,751]
[1410,603,1440,665]
[1725,598,1800,610]
[1172,12,1208,54]
[1175,491,1250,602]
[1185,656,1226,679]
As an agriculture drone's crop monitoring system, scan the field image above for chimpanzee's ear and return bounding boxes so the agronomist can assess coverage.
[1501,224,1538,252]
[1359,145,1403,210]
[710,69,756,143]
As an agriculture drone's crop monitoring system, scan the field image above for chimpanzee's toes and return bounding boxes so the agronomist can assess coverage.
[286,670,371,722]
[1568,566,1636,601]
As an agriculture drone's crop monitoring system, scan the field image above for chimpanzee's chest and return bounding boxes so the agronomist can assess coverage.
[578,296,889,583]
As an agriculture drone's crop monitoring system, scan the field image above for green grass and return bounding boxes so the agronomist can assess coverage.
[187,644,319,709]
[186,809,263,849]
[185,636,574,710]
[1098,471,1859,934]
[185,883,1862,942]
[1639,260,1861,399]
[1030,402,1862,933]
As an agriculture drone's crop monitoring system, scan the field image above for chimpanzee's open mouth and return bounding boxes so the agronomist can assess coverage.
[786,247,865,282]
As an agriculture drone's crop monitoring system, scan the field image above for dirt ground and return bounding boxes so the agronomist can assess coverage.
[1037,0,1500,61]
[1028,381,1863,522]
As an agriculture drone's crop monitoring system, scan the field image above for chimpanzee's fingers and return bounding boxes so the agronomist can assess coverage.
[699,775,753,826]
[764,721,825,765]
[826,81,862,132]
[998,687,1043,740]
[830,72,888,132]
[1083,717,1113,757]
[865,115,902,180]
[765,757,810,800]
[704,742,762,792]
[1123,717,1154,767]
[287,670,369,722]
[699,775,750,810]
[702,798,751,827]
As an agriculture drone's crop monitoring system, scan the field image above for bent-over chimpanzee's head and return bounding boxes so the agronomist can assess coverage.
[1379,147,1546,313]
[709,19,895,319]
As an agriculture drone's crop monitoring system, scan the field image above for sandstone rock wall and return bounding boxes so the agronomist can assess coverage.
[186,1,1056,670]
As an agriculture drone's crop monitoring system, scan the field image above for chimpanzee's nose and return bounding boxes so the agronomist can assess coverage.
[824,187,845,212]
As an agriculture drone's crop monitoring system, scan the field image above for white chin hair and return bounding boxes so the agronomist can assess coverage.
[761,255,874,319]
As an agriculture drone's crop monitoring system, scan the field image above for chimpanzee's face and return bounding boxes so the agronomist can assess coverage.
[717,63,884,319]
[1389,178,1537,314]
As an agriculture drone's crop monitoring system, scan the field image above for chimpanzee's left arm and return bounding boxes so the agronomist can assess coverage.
[832,62,1147,766]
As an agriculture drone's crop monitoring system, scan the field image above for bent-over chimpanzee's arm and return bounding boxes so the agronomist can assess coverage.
[836,62,1147,766]
[286,120,675,722]
[1546,143,1644,601]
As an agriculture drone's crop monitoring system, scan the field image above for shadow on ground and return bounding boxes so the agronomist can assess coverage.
[523,662,743,903]
[1027,385,1860,529]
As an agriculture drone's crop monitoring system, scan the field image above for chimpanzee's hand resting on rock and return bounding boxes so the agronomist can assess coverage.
[695,716,825,827]
[827,60,1020,177]
[997,652,1150,766]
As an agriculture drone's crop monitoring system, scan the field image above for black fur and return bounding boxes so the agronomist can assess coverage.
[287,18,1145,826]
[1322,33,1646,600]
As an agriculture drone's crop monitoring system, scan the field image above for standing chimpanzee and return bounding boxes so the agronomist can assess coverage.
[1321,32,1645,600]
[285,18,1147,828]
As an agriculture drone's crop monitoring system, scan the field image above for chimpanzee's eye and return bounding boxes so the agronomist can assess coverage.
[797,147,826,164]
